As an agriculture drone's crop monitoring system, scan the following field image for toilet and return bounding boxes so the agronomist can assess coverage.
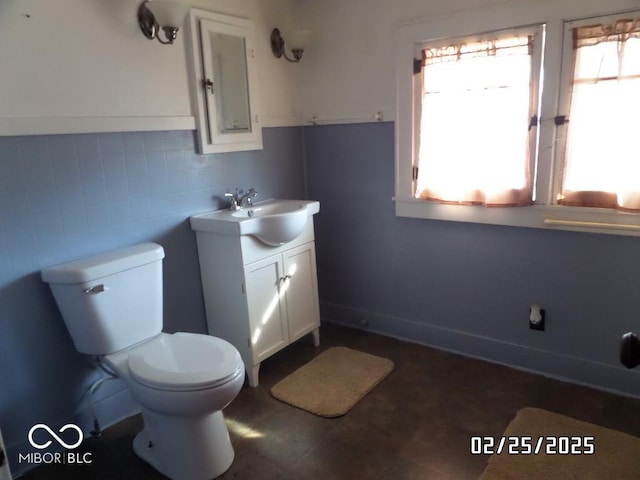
[41,242,245,480]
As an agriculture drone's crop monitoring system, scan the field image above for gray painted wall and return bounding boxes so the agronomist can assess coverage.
[0,127,305,474]
[5,120,640,474]
[304,121,640,398]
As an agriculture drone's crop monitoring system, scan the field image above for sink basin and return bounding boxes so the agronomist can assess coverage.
[190,199,320,246]
[230,202,306,218]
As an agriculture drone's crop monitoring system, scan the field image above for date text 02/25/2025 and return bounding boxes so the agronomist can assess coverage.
[470,436,595,455]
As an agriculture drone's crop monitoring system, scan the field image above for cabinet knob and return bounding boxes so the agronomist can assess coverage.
[279,275,292,283]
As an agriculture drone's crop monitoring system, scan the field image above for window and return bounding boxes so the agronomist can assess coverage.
[395,5,640,236]
[415,28,541,207]
[558,17,640,211]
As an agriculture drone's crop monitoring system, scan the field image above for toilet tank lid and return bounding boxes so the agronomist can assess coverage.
[41,243,165,284]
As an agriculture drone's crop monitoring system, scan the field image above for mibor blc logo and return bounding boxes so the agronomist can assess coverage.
[19,423,92,466]
[29,424,83,450]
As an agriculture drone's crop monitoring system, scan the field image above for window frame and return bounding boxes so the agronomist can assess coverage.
[413,25,543,207]
[394,1,640,236]
[555,11,640,211]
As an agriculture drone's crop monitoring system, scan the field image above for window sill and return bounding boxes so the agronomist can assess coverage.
[394,198,640,237]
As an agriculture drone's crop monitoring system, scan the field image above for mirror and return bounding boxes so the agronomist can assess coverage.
[206,32,251,133]
[187,10,262,154]
[209,32,251,134]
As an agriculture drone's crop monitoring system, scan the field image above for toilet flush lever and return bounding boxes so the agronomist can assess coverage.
[83,284,105,294]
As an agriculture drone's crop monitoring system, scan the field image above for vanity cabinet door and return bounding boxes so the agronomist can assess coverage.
[282,243,320,342]
[242,243,320,369]
[243,255,288,363]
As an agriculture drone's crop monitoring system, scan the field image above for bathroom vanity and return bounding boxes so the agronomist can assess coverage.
[190,200,321,387]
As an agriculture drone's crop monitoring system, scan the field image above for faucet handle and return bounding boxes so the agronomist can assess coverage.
[246,187,257,206]
[224,192,239,210]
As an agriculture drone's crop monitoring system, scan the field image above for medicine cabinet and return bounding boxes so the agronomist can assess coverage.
[186,9,262,154]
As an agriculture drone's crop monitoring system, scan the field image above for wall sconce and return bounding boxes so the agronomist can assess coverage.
[138,0,190,45]
[270,28,311,63]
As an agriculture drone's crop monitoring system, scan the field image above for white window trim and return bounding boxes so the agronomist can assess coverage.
[394,0,640,236]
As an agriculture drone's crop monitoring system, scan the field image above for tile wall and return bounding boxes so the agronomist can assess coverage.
[0,127,305,472]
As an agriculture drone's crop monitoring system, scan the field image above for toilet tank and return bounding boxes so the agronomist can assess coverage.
[41,243,165,355]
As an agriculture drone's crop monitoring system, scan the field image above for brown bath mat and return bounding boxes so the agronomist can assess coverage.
[479,407,640,480]
[270,346,394,417]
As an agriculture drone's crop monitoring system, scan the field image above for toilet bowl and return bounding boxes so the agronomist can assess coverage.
[41,243,244,480]
[106,332,244,480]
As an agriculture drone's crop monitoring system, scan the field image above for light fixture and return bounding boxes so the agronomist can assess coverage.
[138,0,190,45]
[270,28,310,63]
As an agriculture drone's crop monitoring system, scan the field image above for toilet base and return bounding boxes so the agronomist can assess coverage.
[133,409,235,480]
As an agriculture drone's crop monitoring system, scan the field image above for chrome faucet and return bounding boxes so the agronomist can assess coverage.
[224,188,258,210]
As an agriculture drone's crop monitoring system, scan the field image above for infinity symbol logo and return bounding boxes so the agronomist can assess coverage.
[28,424,83,450]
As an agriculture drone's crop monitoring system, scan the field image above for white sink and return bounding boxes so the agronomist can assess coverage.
[190,199,320,246]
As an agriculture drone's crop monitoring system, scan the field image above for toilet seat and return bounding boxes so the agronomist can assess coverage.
[128,332,243,391]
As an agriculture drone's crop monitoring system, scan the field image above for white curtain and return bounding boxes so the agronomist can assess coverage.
[560,19,640,211]
[416,35,535,206]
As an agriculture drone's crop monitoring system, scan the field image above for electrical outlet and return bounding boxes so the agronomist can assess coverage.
[529,304,545,331]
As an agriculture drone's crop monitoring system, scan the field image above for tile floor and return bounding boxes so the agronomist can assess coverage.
[19,322,640,479]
